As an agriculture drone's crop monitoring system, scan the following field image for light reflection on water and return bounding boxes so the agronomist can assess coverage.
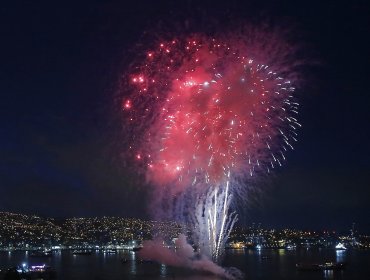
[324,269,334,279]
[278,249,285,256]
[336,250,345,262]
[0,249,369,280]
[160,264,167,277]
[130,250,136,274]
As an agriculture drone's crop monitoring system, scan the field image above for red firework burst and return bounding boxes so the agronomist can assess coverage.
[124,34,300,192]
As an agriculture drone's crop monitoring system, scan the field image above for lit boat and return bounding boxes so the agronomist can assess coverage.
[72,250,93,255]
[297,262,346,271]
[296,263,321,271]
[104,249,117,254]
[29,250,52,258]
[286,244,296,250]
[320,262,346,270]
[13,264,57,279]
[335,243,347,250]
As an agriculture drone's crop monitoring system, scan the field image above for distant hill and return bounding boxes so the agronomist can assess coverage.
[0,212,181,249]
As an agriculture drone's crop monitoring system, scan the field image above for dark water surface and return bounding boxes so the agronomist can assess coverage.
[1,249,369,279]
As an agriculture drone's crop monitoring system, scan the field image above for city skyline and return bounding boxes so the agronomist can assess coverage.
[0,211,367,235]
[1,211,369,251]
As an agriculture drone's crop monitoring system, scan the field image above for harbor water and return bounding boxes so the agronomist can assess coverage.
[0,248,369,279]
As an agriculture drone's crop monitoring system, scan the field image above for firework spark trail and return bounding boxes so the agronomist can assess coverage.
[123,29,300,265]
[193,182,238,263]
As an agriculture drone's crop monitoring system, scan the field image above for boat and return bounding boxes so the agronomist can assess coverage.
[320,262,346,270]
[5,264,57,279]
[335,243,347,250]
[72,250,93,255]
[131,246,143,252]
[297,262,347,271]
[104,249,117,254]
[225,242,245,249]
[296,263,321,271]
[137,259,153,264]
[29,250,52,258]
[286,244,296,250]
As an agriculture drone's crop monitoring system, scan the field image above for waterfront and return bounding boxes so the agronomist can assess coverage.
[1,248,369,280]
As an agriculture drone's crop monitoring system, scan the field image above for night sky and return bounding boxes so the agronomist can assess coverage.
[1,1,369,232]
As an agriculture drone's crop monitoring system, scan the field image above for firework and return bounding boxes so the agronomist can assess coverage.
[125,34,299,192]
[192,180,238,263]
[123,30,300,264]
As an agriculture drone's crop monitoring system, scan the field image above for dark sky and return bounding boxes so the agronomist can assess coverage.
[0,1,369,232]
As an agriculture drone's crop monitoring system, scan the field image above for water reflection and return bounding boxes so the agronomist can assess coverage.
[160,264,167,277]
[323,269,334,279]
[277,249,285,256]
[0,249,368,280]
[130,251,136,274]
[246,248,254,255]
[335,250,346,263]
